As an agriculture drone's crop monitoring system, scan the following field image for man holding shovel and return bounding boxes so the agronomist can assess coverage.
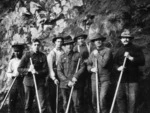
[113,29,145,113]
[87,33,113,113]
[6,43,25,113]
[57,36,85,113]
[18,39,49,113]
[47,36,64,113]
[73,32,93,113]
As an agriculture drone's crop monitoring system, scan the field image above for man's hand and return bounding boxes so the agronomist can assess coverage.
[28,65,38,74]
[91,67,97,73]
[13,70,19,77]
[72,77,77,83]
[54,79,59,85]
[28,64,34,72]
[124,52,134,61]
[124,52,129,57]
[117,66,125,71]
[31,69,38,74]
[93,50,98,56]
[68,81,74,87]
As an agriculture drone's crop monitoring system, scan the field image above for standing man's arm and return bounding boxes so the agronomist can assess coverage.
[7,60,14,78]
[7,60,20,78]
[47,51,56,80]
[132,48,145,66]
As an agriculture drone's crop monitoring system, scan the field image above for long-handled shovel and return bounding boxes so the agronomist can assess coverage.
[0,77,17,109]
[65,58,81,113]
[109,56,127,113]
[95,59,100,113]
[56,84,59,113]
[30,58,42,113]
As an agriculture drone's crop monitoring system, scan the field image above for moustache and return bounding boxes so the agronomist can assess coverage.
[123,41,129,43]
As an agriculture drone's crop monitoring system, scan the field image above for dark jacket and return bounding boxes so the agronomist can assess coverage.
[113,43,145,83]
[18,51,49,86]
[57,51,85,89]
[73,43,90,80]
[87,47,113,82]
[73,43,90,60]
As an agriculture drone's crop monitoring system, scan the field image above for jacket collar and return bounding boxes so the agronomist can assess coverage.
[54,47,63,52]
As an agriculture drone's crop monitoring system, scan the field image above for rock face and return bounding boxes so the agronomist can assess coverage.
[0,0,150,112]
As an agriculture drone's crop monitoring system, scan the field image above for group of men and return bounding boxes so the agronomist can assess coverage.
[5,29,145,113]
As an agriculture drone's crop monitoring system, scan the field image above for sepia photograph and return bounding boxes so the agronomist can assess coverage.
[0,0,150,113]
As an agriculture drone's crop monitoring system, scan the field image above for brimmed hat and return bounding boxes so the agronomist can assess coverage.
[90,34,106,42]
[63,36,74,45]
[119,29,134,39]
[52,36,64,43]
[12,43,25,52]
[74,33,87,41]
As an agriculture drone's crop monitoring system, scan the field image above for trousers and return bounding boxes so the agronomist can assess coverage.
[24,85,47,113]
[8,78,24,113]
[91,80,110,113]
[61,87,83,113]
[116,83,138,113]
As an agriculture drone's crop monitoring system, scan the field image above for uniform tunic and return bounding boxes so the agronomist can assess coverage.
[18,51,49,113]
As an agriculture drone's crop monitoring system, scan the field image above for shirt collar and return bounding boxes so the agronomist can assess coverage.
[78,42,86,47]
[123,42,132,47]
[96,46,105,52]
[30,50,40,55]
[54,47,63,52]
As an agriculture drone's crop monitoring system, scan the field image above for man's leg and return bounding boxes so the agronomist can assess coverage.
[61,88,68,113]
[72,88,82,113]
[127,83,138,113]
[38,85,48,113]
[116,83,127,113]
[24,85,35,113]
[84,72,95,113]
[61,88,72,113]
[18,82,25,110]
[91,79,97,113]
[48,79,56,113]
[8,87,18,113]
[100,81,110,113]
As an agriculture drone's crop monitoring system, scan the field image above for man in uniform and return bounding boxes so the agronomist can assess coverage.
[6,43,25,113]
[47,36,64,113]
[87,34,113,113]
[113,29,145,113]
[18,39,49,113]
[57,36,85,113]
